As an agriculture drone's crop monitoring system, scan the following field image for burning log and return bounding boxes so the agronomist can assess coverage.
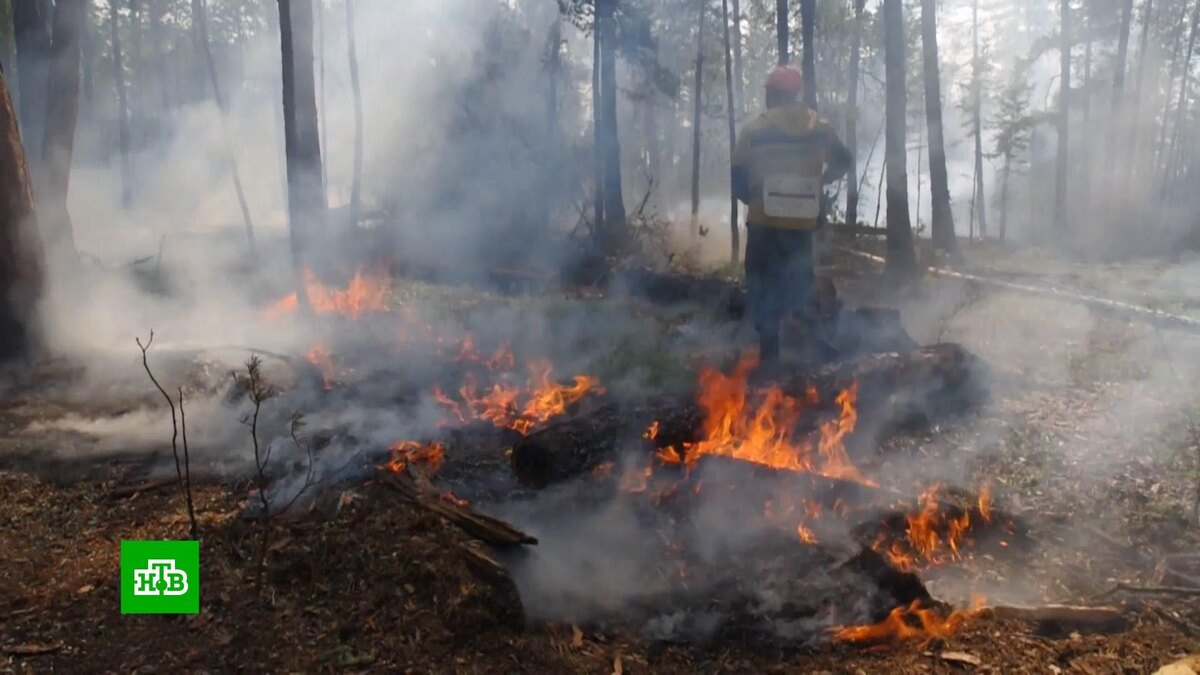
[456,542,525,628]
[382,472,536,547]
[510,399,702,489]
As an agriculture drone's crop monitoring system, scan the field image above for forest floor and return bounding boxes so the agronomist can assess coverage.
[3,242,1200,673]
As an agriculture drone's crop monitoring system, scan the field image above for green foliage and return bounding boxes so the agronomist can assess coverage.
[991,60,1034,164]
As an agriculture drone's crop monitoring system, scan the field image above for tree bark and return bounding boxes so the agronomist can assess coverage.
[195,0,257,260]
[346,0,363,227]
[845,0,865,230]
[690,0,705,239]
[591,13,604,242]
[110,0,133,209]
[317,0,327,195]
[1055,0,1071,235]
[921,0,957,254]
[883,0,916,280]
[542,16,561,234]
[776,0,789,65]
[277,0,326,273]
[1114,0,1132,109]
[999,152,1011,242]
[1162,0,1200,192]
[971,0,988,239]
[41,0,86,258]
[0,66,44,361]
[731,0,744,114]
[128,0,142,129]
[1129,0,1153,177]
[722,0,739,264]
[12,0,50,175]
[800,0,816,109]
[597,0,625,251]
[148,0,170,114]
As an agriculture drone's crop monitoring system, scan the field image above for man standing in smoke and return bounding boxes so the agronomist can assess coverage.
[732,66,851,370]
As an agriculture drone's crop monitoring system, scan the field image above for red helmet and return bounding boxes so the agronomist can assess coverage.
[765,66,805,94]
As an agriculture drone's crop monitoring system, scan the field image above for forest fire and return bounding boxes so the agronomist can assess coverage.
[263,267,390,320]
[869,483,1005,572]
[385,440,447,474]
[433,359,603,435]
[654,353,873,487]
[832,597,986,645]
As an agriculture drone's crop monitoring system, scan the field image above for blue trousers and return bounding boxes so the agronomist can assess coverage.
[744,224,815,362]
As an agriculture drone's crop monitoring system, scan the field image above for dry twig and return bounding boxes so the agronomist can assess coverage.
[136,332,198,540]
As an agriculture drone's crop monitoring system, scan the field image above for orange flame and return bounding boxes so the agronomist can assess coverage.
[385,441,447,474]
[832,598,986,645]
[873,483,998,572]
[797,524,819,544]
[433,358,603,435]
[263,267,389,320]
[667,352,874,486]
[306,345,337,390]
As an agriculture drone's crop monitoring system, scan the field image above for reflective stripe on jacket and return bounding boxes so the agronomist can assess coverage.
[732,103,838,230]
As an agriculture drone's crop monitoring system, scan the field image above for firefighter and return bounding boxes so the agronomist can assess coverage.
[732,65,851,369]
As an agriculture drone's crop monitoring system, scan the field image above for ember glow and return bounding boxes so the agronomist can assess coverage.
[263,267,390,320]
[832,597,986,645]
[658,352,874,487]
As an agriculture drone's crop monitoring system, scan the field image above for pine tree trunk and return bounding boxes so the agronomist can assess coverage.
[1055,0,1071,234]
[41,0,86,258]
[972,0,988,238]
[346,0,363,227]
[722,0,739,264]
[690,0,705,238]
[1114,0,1133,108]
[110,0,133,209]
[1129,0,1153,177]
[195,0,256,259]
[999,152,1011,242]
[1163,0,1200,193]
[1155,6,1185,177]
[277,0,326,273]
[800,0,815,108]
[845,0,865,230]
[883,0,916,280]
[128,0,142,132]
[591,18,604,240]
[0,65,44,361]
[597,0,625,250]
[317,0,327,194]
[776,0,789,65]
[731,0,744,114]
[13,0,50,176]
[148,0,170,114]
[921,0,957,254]
[543,17,561,233]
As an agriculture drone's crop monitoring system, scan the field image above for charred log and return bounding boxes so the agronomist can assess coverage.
[382,471,536,547]
[511,399,702,489]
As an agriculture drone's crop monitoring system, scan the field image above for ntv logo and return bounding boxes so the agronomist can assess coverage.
[121,541,199,614]
[133,559,189,596]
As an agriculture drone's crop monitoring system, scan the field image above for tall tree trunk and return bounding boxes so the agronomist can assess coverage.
[591,16,604,239]
[1163,0,1200,192]
[921,0,957,254]
[1155,6,1186,176]
[1114,0,1133,109]
[195,0,256,259]
[148,0,169,114]
[13,0,50,175]
[1129,0,1153,177]
[278,0,326,273]
[41,0,86,258]
[883,0,916,279]
[317,0,327,194]
[81,7,96,114]
[128,0,142,132]
[999,152,1011,242]
[690,0,704,238]
[346,0,363,227]
[0,66,43,361]
[799,0,816,108]
[722,0,738,264]
[1055,0,1071,235]
[731,0,744,114]
[972,0,988,238]
[110,0,133,209]
[776,0,789,65]
[597,0,625,251]
[543,17,561,234]
[845,0,865,230]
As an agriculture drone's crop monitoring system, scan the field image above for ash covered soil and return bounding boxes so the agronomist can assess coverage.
[3,247,1200,673]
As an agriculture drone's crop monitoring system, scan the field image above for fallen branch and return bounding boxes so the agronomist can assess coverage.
[108,476,180,499]
[839,247,1200,335]
[1100,582,1200,598]
[3,641,64,656]
[982,604,1124,625]
[382,471,537,547]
